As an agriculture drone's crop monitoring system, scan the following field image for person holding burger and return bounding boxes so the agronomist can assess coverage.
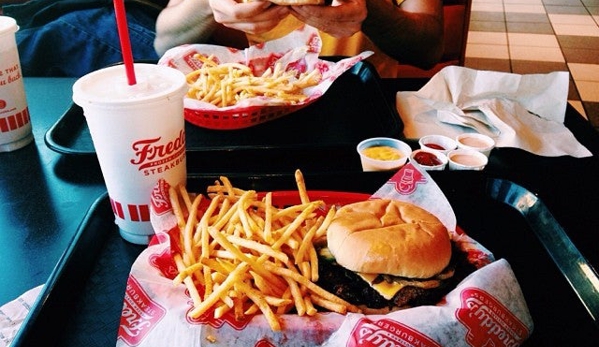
[153,0,444,78]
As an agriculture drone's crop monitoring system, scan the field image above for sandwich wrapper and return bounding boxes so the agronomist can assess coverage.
[116,164,533,347]
[397,66,592,158]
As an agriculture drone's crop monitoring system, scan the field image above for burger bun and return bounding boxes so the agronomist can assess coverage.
[327,199,451,279]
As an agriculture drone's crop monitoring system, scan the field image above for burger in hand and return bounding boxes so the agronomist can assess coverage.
[316,199,477,313]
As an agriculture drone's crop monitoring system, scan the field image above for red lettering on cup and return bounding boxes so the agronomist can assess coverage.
[118,276,167,345]
[130,129,186,172]
[348,318,441,347]
[455,288,530,347]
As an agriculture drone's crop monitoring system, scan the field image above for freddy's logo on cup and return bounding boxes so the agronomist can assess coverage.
[130,129,186,176]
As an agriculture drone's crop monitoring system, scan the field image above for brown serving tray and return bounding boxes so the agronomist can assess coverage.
[11,171,599,346]
[44,60,402,175]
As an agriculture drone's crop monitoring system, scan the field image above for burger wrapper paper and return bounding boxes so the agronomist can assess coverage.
[116,163,534,347]
[157,25,373,110]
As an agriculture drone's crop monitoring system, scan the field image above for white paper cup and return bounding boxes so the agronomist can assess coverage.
[357,137,412,172]
[418,134,456,156]
[410,149,448,171]
[447,149,488,171]
[73,63,187,245]
[456,133,495,157]
[0,16,33,152]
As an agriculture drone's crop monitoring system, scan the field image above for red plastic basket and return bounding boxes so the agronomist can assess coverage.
[184,100,316,130]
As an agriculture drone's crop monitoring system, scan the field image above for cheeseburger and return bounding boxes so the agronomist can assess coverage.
[316,199,476,312]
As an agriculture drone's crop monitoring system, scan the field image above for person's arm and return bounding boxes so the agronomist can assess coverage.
[154,0,217,56]
[362,0,444,69]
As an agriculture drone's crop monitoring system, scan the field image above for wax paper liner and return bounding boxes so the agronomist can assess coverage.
[157,26,373,129]
[116,164,533,347]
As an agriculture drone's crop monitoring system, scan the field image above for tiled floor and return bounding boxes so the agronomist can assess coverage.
[464,0,599,131]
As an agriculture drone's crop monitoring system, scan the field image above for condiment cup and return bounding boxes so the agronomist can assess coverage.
[455,133,495,157]
[357,137,412,172]
[410,149,448,171]
[447,149,488,171]
[418,134,457,156]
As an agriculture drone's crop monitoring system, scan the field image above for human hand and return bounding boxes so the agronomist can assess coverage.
[289,0,366,38]
[209,0,291,35]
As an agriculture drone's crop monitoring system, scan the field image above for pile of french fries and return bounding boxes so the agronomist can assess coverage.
[167,170,360,331]
[185,54,322,108]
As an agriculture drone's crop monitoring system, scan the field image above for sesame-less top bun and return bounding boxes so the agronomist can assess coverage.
[326,199,452,279]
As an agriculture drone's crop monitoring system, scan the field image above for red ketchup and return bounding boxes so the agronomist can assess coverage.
[424,143,445,150]
[414,151,442,166]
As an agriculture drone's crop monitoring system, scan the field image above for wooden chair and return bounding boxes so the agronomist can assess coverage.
[396,0,473,77]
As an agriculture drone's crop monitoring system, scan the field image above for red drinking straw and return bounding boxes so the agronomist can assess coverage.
[113,0,137,85]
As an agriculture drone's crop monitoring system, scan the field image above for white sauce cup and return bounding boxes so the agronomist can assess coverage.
[456,133,495,157]
[447,149,488,171]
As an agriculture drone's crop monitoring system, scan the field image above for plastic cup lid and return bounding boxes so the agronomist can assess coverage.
[0,16,18,36]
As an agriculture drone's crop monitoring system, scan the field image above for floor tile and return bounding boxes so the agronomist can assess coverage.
[466,43,510,59]
[551,23,599,36]
[545,5,591,14]
[584,102,599,129]
[467,0,599,131]
[510,60,569,75]
[569,100,588,120]
[506,21,555,34]
[468,31,509,44]
[469,20,507,32]
[510,46,566,61]
[557,35,599,49]
[505,12,549,22]
[464,57,513,72]
[504,0,543,4]
[568,63,599,81]
[562,47,599,64]
[503,4,547,13]
[542,0,586,5]
[470,11,506,22]
[508,33,560,47]
[576,81,599,101]
[548,14,598,24]
[471,3,505,12]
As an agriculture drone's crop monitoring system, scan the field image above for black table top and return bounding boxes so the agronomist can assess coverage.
[2,76,599,344]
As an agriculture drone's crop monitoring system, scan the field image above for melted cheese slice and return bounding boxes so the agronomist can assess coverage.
[358,273,407,300]
[358,273,443,300]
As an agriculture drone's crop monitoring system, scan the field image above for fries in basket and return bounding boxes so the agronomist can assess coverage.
[167,170,361,331]
[185,54,322,108]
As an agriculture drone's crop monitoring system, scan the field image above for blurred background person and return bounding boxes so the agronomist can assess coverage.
[154,0,444,78]
[3,0,167,76]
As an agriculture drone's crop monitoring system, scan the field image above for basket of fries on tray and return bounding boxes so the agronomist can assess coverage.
[116,166,534,347]
[158,25,373,130]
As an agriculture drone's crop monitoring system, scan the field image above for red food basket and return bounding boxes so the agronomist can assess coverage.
[184,100,317,130]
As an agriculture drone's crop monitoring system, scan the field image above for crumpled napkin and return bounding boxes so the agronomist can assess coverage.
[396,66,592,158]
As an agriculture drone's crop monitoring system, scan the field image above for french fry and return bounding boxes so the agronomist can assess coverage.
[186,55,321,108]
[167,171,361,332]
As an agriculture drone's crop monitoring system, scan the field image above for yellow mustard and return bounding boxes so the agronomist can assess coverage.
[362,146,402,161]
